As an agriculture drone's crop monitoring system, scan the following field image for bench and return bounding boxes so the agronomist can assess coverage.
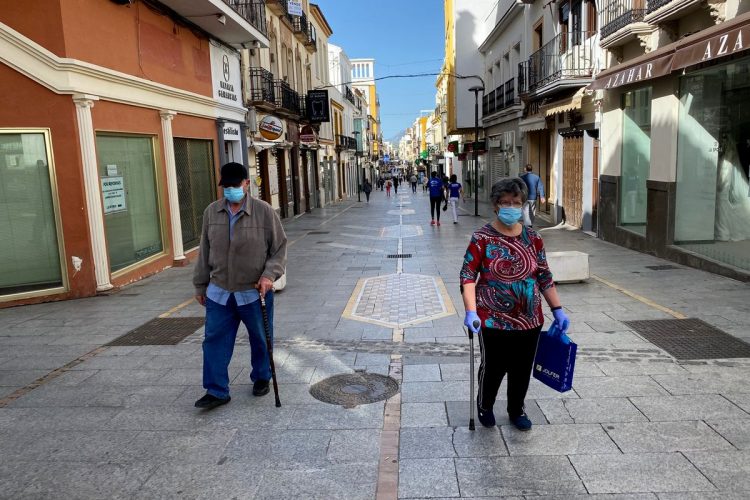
[546,251,590,283]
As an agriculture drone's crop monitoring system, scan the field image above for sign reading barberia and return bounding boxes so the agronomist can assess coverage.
[672,22,749,70]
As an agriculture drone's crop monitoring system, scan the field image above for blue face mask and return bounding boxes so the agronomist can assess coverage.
[497,207,522,226]
[224,186,245,203]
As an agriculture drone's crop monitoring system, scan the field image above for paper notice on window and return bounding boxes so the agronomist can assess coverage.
[106,164,118,176]
[101,176,127,214]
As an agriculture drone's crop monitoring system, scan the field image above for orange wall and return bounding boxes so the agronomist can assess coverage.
[2,0,213,97]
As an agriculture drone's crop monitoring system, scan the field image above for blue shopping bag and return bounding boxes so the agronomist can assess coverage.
[533,324,577,393]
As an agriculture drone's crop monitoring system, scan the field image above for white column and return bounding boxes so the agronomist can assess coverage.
[73,94,113,291]
[159,110,185,261]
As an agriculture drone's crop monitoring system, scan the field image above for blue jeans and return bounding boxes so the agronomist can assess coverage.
[202,292,273,398]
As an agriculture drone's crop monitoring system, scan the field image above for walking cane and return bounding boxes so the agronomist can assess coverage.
[468,320,480,431]
[259,294,281,408]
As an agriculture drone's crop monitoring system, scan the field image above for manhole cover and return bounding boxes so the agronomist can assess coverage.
[107,317,204,346]
[309,373,399,408]
[625,318,750,360]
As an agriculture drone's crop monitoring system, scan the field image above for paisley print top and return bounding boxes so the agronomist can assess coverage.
[460,224,555,331]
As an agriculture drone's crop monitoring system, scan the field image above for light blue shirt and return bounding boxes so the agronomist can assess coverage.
[206,197,260,307]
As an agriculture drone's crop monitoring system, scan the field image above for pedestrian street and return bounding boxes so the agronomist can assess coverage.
[1,188,750,499]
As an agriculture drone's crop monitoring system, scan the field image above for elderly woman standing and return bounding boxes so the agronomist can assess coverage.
[460,178,569,431]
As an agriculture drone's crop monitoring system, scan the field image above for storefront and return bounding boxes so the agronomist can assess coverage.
[595,13,750,279]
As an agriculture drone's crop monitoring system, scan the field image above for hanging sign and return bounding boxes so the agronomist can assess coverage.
[307,90,330,123]
[210,43,242,108]
[259,115,284,141]
[288,1,303,16]
[300,124,316,144]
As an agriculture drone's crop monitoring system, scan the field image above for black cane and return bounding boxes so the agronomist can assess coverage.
[259,294,281,407]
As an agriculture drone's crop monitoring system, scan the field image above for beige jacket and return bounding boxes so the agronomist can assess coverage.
[193,196,287,296]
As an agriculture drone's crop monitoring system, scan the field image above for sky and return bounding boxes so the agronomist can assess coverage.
[314,0,445,142]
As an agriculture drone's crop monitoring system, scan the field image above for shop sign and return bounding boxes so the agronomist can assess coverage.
[590,53,673,90]
[307,90,330,123]
[288,0,303,16]
[300,125,316,144]
[101,176,127,214]
[210,43,242,108]
[223,122,241,142]
[259,115,284,141]
[672,22,749,70]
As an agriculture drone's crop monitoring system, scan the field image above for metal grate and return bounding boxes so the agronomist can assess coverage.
[107,317,205,346]
[625,318,750,360]
[387,254,412,259]
[645,265,680,271]
[174,138,216,250]
[309,373,399,408]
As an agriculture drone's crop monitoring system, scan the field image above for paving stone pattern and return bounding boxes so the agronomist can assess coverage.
[1,190,750,498]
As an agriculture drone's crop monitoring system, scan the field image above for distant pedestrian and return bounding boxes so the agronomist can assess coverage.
[422,175,429,192]
[460,178,568,431]
[410,174,418,193]
[393,176,399,195]
[385,179,392,197]
[363,179,372,203]
[193,162,287,410]
[447,174,464,224]
[520,164,546,227]
[428,171,445,226]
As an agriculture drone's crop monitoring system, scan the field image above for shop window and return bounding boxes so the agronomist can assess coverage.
[96,135,164,272]
[174,138,216,250]
[0,131,63,296]
[620,87,651,235]
[675,58,750,271]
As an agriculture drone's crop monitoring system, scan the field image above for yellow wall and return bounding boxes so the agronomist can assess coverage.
[420,116,428,152]
[444,0,456,134]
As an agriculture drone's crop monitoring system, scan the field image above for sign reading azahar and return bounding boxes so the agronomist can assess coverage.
[259,115,284,141]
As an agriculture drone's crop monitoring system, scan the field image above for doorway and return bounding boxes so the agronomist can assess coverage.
[562,132,584,227]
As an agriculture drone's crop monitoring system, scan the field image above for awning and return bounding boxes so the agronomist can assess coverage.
[589,12,750,91]
[251,140,289,152]
[542,88,585,116]
[519,116,547,133]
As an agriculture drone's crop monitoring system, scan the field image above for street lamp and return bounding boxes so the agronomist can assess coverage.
[353,131,361,202]
[468,85,484,217]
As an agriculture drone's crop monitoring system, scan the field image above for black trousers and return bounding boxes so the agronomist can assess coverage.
[411,182,417,193]
[477,326,542,417]
[430,196,442,220]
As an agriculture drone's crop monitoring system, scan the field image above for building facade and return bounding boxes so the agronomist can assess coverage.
[0,0,267,306]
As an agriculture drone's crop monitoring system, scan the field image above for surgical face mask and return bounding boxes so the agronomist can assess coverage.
[497,207,522,226]
[224,186,245,203]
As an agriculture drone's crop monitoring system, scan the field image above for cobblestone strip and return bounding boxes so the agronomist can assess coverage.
[376,353,403,500]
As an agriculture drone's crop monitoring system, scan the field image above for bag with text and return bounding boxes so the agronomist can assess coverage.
[532,324,577,393]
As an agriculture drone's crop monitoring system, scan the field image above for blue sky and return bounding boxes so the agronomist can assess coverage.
[314,0,445,141]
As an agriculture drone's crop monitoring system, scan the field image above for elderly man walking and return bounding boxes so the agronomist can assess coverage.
[193,162,287,410]
[520,164,546,227]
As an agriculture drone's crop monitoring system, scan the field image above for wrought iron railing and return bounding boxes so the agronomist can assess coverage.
[307,22,317,47]
[647,0,673,14]
[267,0,287,15]
[293,12,309,38]
[344,85,356,105]
[336,134,357,150]
[483,77,519,117]
[487,90,496,115]
[274,79,300,115]
[601,1,647,39]
[504,77,516,108]
[523,31,597,93]
[223,0,268,36]
[248,67,275,104]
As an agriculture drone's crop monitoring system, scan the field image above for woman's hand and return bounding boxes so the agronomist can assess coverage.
[464,311,481,333]
[551,308,570,334]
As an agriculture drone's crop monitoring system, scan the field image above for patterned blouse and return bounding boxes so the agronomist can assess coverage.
[460,224,555,331]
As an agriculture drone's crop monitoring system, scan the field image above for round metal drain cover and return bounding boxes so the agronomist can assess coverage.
[309,373,399,408]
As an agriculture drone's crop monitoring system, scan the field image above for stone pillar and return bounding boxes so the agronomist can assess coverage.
[160,110,185,263]
[73,94,112,291]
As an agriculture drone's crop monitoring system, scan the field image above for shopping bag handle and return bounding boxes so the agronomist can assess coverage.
[547,323,571,345]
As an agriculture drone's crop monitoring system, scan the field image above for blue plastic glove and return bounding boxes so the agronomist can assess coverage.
[547,321,572,345]
[464,311,481,334]
[551,308,570,335]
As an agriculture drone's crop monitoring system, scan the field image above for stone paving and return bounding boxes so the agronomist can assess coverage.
[0,187,749,499]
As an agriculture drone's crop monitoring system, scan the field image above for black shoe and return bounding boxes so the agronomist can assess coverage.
[253,379,270,397]
[477,402,496,427]
[194,393,230,410]
[510,412,532,431]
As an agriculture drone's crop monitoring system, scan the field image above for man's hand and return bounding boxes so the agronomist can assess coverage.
[540,197,546,204]
[256,277,274,297]
[195,295,206,306]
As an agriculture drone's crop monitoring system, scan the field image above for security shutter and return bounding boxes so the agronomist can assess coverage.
[174,138,216,250]
[488,147,507,187]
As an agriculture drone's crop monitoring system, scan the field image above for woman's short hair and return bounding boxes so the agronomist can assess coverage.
[490,177,528,204]
[450,174,457,182]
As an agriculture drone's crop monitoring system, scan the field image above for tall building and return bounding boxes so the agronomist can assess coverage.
[351,58,382,164]
[328,44,359,199]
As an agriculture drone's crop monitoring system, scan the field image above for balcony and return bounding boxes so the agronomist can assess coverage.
[247,67,276,109]
[274,80,301,117]
[518,32,597,97]
[336,134,357,151]
[156,0,269,48]
[344,85,356,106]
[482,77,520,120]
[600,1,650,48]
[292,12,309,43]
[267,0,288,16]
[306,23,318,50]
[645,0,705,24]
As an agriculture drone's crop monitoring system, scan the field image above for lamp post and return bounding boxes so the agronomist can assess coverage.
[468,85,484,217]
[353,131,361,202]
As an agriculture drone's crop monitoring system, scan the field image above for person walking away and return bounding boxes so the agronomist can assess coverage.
[422,175,429,192]
[410,174,418,193]
[385,178,392,197]
[447,174,464,224]
[393,176,399,195]
[193,162,288,410]
[428,171,445,226]
[363,179,372,203]
[460,178,569,431]
[520,164,546,227]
